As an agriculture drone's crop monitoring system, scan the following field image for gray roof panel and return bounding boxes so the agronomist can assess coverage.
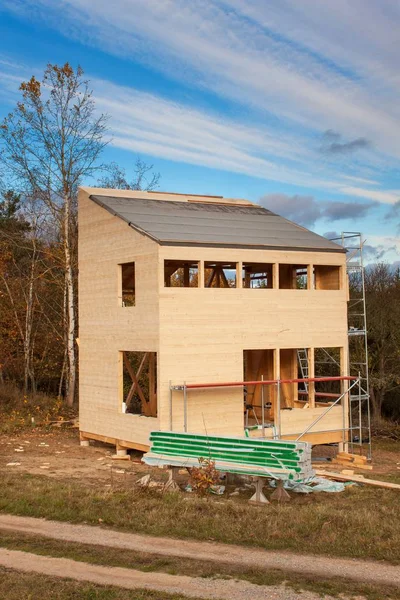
[90,195,344,253]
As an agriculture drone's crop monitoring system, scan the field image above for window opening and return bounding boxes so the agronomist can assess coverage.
[164,260,199,287]
[121,351,157,417]
[314,265,341,290]
[204,261,237,288]
[242,263,273,288]
[120,262,135,306]
[279,264,308,289]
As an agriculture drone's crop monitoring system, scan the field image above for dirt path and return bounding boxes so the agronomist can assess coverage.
[0,547,350,600]
[0,514,399,588]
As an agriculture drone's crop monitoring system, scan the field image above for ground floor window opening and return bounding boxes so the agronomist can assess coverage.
[121,351,157,417]
[314,347,342,402]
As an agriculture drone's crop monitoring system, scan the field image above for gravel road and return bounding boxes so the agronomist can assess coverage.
[0,548,348,600]
[0,514,399,588]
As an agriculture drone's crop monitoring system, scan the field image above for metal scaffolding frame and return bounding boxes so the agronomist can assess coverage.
[331,232,372,458]
[169,376,361,445]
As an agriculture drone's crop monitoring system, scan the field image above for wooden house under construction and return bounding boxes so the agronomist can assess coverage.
[78,187,350,453]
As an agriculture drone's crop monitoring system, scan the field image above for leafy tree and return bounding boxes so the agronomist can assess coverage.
[0,63,109,405]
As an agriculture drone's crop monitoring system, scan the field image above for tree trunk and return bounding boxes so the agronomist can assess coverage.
[64,196,76,407]
[24,249,36,393]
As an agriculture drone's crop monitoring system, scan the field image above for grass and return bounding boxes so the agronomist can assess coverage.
[1,470,399,564]
[0,568,190,600]
[0,382,75,434]
[1,530,399,600]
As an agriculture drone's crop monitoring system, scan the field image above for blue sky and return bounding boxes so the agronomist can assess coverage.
[0,0,399,263]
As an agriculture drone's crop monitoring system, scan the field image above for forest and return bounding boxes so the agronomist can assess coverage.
[0,63,399,429]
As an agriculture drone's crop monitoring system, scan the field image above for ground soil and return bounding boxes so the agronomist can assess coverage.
[0,428,151,485]
[2,428,399,484]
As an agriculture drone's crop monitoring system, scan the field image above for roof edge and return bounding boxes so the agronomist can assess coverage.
[159,240,346,253]
[89,194,161,244]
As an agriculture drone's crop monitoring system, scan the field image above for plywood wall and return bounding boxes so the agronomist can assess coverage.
[79,191,349,447]
[158,246,348,437]
[78,189,159,446]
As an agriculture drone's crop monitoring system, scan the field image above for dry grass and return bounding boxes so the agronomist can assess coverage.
[0,530,398,600]
[0,382,75,434]
[0,470,399,564]
[0,567,188,600]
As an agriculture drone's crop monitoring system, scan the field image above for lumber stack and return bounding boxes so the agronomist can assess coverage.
[331,452,372,471]
[143,431,314,482]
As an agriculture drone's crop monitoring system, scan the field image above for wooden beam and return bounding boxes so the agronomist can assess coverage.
[148,352,157,417]
[123,352,147,406]
[183,263,190,287]
[126,353,149,405]
[80,431,149,453]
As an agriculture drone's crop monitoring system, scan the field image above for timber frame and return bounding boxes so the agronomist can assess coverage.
[78,187,350,451]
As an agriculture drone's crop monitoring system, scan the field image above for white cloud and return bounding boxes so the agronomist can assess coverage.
[339,186,400,205]
[3,0,400,159]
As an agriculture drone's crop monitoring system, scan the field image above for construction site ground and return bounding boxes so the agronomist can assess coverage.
[1,428,400,599]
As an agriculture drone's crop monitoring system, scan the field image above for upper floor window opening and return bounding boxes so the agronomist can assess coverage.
[279,264,308,289]
[242,262,273,288]
[164,260,199,287]
[120,262,135,306]
[204,261,237,288]
[314,265,341,290]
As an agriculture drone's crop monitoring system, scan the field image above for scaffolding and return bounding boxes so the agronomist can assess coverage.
[330,232,372,458]
[170,376,361,445]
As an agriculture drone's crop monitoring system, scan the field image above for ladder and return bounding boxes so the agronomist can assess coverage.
[297,349,309,392]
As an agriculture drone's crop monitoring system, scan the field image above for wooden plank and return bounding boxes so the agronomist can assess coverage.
[80,431,149,452]
[316,469,400,490]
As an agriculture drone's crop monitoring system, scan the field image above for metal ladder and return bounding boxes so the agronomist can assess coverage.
[297,349,309,392]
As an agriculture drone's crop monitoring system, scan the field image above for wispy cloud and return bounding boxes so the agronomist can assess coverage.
[260,193,376,228]
[1,1,400,208]
[320,130,371,155]
[3,0,400,155]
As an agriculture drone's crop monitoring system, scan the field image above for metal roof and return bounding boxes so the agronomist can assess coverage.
[90,194,344,253]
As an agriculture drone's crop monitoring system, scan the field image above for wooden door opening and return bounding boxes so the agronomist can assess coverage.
[243,350,275,424]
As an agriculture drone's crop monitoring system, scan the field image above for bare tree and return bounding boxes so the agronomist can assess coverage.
[363,264,400,418]
[0,63,109,405]
[98,157,160,191]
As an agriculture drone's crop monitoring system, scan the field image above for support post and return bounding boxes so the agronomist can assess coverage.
[249,477,269,505]
[270,479,291,502]
[198,260,204,288]
[339,345,349,453]
[273,348,281,438]
[183,382,187,432]
[261,375,265,437]
[308,347,315,408]
[237,261,242,288]
[273,263,279,289]
[358,371,362,452]
[169,381,173,430]
[307,264,313,290]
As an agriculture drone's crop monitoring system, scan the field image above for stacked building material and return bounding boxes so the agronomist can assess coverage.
[143,431,314,482]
